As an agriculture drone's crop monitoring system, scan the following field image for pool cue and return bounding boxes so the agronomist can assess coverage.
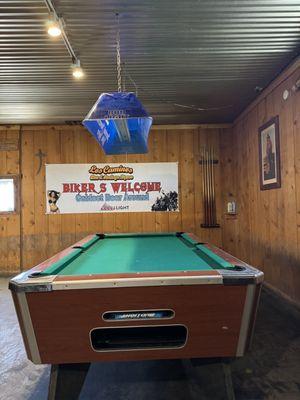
[200,146,219,228]
[211,146,216,225]
[204,147,208,226]
[203,147,208,225]
[205,148,210,225]
[211,146,215,225]
[202,147,206,226]
[208,147,214,226]
[210,146,215,225]
[209,146,213,226]
[206,147,209,226]
[201,147,206,226]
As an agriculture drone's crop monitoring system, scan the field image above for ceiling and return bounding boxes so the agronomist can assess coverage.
[1,0,300,125]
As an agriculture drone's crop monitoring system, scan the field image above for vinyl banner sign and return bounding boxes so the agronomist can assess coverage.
[46,163,179,214]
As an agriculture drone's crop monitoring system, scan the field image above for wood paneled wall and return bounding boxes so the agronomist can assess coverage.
[221,63,300,305]
[0,124,228,273]
[0,126,20,274]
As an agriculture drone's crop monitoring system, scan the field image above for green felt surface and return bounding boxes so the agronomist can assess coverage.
[42,233,232,276]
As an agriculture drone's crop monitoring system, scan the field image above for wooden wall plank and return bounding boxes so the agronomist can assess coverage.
[126,151,143,233]
[60,127,77,247]
[153,129,169,232]
[21,130,35,269]
[113,151,130,234]
[274,74,298,299]
[0,130,8,271]
[167,130,181,232]
[101,146,116,234]
[86,132,104,235]
[247,108,260,268]
[220,128,238,256]
[0,217,8,272]
[5,129,20,272]
[73,127,89,240]
[32,127,48,266]
[141,131,156,232]
[46,127,62,257]
[5,213,20,272]
[180,129,195,233]
[265,86,280,289]
[5,130,19,174]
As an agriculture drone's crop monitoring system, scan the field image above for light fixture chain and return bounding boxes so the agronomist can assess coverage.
[116,13,122,92]
[122,63,126,92]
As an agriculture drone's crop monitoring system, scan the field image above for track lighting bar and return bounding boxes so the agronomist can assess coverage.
[44,0,82,78]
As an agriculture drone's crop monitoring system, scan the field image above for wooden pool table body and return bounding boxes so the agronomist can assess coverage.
[10,232,263,365]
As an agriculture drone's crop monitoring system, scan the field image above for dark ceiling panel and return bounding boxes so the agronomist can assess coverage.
[0,0,300,124]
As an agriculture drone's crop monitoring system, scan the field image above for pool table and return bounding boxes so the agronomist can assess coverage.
[10,232,263,398]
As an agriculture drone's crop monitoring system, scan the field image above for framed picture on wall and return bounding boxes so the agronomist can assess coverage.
[258,116,281,190]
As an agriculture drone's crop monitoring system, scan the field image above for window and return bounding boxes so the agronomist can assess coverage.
[0,176,18,213]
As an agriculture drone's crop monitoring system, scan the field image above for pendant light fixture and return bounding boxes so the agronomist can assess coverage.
[83,14,153,155]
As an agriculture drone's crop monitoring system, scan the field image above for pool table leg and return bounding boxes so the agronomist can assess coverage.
[48,363,90,400]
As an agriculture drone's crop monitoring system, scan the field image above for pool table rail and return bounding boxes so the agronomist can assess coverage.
[9,232,263,293]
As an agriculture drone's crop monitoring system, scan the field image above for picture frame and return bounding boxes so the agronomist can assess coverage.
[258,116,281,190]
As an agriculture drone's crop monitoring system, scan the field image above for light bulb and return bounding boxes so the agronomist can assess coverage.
[47,22,62,37]
[72,67,84,79]
[72,60,84,79]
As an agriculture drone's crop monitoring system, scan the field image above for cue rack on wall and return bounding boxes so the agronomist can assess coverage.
[199,146,220,228]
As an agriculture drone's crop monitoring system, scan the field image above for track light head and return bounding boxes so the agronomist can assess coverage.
[71,59,84,79]
[47,14,62,37]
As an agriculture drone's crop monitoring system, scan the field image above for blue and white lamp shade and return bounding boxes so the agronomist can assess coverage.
[83,92,153,155]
